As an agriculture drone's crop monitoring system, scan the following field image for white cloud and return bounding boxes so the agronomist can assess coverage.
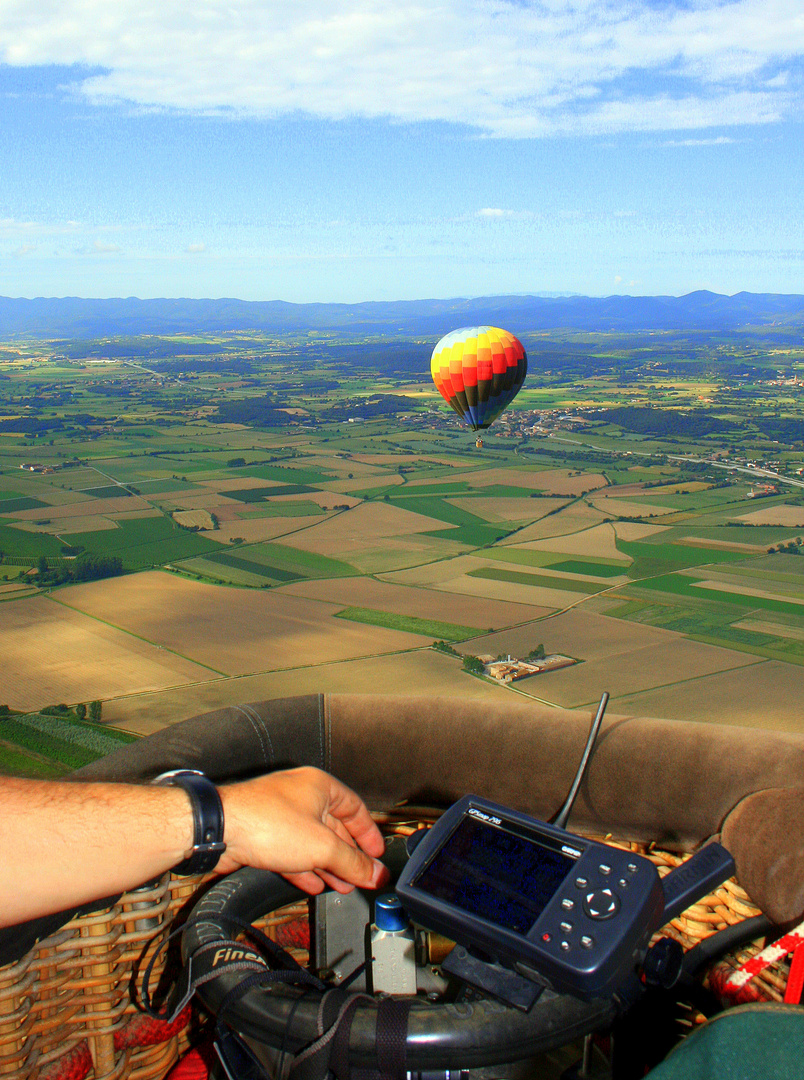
[186,242,206,253]
[0,1,801,137]
[93,240,121,253]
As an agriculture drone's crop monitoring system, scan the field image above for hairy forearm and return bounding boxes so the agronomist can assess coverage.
[1,766,387,928]
[0,777,193,927]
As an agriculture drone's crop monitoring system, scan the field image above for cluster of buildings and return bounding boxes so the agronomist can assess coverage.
[479,653,577,683]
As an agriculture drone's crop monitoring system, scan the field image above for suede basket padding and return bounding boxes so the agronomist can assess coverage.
[74,693,804,923]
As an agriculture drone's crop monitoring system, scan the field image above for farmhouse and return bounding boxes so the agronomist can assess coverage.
[485,653,576,683]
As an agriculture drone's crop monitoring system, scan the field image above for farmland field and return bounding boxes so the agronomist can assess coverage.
[2,324,804,757]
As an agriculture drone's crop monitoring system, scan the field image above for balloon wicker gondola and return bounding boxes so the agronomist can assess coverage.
[2,694,804,1080]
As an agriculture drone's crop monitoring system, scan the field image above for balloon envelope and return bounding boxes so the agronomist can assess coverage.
[430,326,527,431]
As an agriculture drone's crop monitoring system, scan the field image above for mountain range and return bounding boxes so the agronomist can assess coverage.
[1,291,803,339]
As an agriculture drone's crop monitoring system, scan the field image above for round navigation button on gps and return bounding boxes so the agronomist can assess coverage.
[583,888,620,920]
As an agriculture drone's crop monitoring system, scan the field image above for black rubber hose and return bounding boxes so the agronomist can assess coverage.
[681,914,775,979]
[182,868,619,1071]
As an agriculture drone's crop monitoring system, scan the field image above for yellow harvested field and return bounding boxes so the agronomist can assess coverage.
[275,501,454,556]
[305,492,361,509]
[516,636,758,710]
[103,650,516,736]
[687,577,804,606]
[0,594,218,712]
[589,496,678,517]
[508,522,630,562]
[616,661,804,733]
[57,571,431,676]
[613,522,670,540]
[478,608,676,662]
[339,535,469,574]
[501,503,607,544]
[649,482,712,494]
[278,576,551,628]
[199,476,281,492]
[206,517,322,544]
[114,508,163,521]
[529,469,608,496]
[300,456,390,479]
[13,495,152,519]
[434,467,550,490]
[0,582,35,596]
[430,573,568,612]
[382,554,499,587]
[173,509,216,530]
[733,619,804,642]
[677,536,765,553]
[11,516,120,534]
[446,497,543,522]
[166,493,241,510]
[738,506,804,526]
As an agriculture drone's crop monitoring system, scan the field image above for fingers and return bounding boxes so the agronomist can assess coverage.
[320,774,386,858]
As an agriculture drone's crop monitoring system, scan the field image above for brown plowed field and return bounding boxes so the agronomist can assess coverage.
[589,496,677,517]
[13,495,152,519]
[501,504,607,544]
[447,497,547,522]
[275,502,454,556]
[207,517,325,544]
[613,522,669,540]
[0,594,218,712]
[11,517,120,534]
[102,650,514,735]
[615,660,801,731]
[738,506,804,526]
[57,571,430,676]
[509,522,630,562]
[278,576,551,628]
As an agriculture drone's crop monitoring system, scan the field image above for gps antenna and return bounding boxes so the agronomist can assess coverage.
[552,691,609,831]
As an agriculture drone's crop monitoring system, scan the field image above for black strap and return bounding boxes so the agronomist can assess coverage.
[376,998,412,1080]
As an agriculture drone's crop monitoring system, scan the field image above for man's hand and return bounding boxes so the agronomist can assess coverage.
[219,767,389,894]
[0,767,388,928]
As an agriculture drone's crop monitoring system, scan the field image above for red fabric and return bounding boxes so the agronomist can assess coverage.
[41,1042,92,1080]
[41,1007,192,1080]
[275,917,309,951]
[784,941,804,1003]
[114,1007,191,1049]
[165,1040,215,1080]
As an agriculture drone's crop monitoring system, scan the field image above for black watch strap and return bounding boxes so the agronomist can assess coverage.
[153,769,226,876]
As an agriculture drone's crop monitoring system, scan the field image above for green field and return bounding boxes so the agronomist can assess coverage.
[0,711,137,777]
[468,566,603,593]
[61,516,220,568]
[225,484,316,501]
[335,607,482,641]
[4,322,804,736]
[548,559,627,577]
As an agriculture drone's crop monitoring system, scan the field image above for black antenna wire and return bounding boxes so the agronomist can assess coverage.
[552,691,609,831]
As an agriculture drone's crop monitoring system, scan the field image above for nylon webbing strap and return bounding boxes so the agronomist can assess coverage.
[329,996,412,1080]
[290,989,369,1080]
[375,998,412,1080]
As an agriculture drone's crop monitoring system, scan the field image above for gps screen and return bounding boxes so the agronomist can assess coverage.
[412,814,578,934]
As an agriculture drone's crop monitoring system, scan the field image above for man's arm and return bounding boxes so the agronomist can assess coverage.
[0,766,388,927]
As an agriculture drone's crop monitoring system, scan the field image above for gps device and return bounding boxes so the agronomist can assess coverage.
[396,795,666,1001]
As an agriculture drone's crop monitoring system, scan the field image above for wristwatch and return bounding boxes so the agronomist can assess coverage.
[153,769,226,875]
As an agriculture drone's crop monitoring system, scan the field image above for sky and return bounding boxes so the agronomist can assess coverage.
[0,1,802,303]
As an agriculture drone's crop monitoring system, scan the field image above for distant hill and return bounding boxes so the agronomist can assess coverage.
[1,290,804,339]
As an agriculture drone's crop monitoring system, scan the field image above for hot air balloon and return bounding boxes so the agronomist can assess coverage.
[430,326,527,434]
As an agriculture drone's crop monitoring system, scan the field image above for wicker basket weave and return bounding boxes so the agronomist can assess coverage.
[0,820,783,1080]
[0,873,306,1080]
